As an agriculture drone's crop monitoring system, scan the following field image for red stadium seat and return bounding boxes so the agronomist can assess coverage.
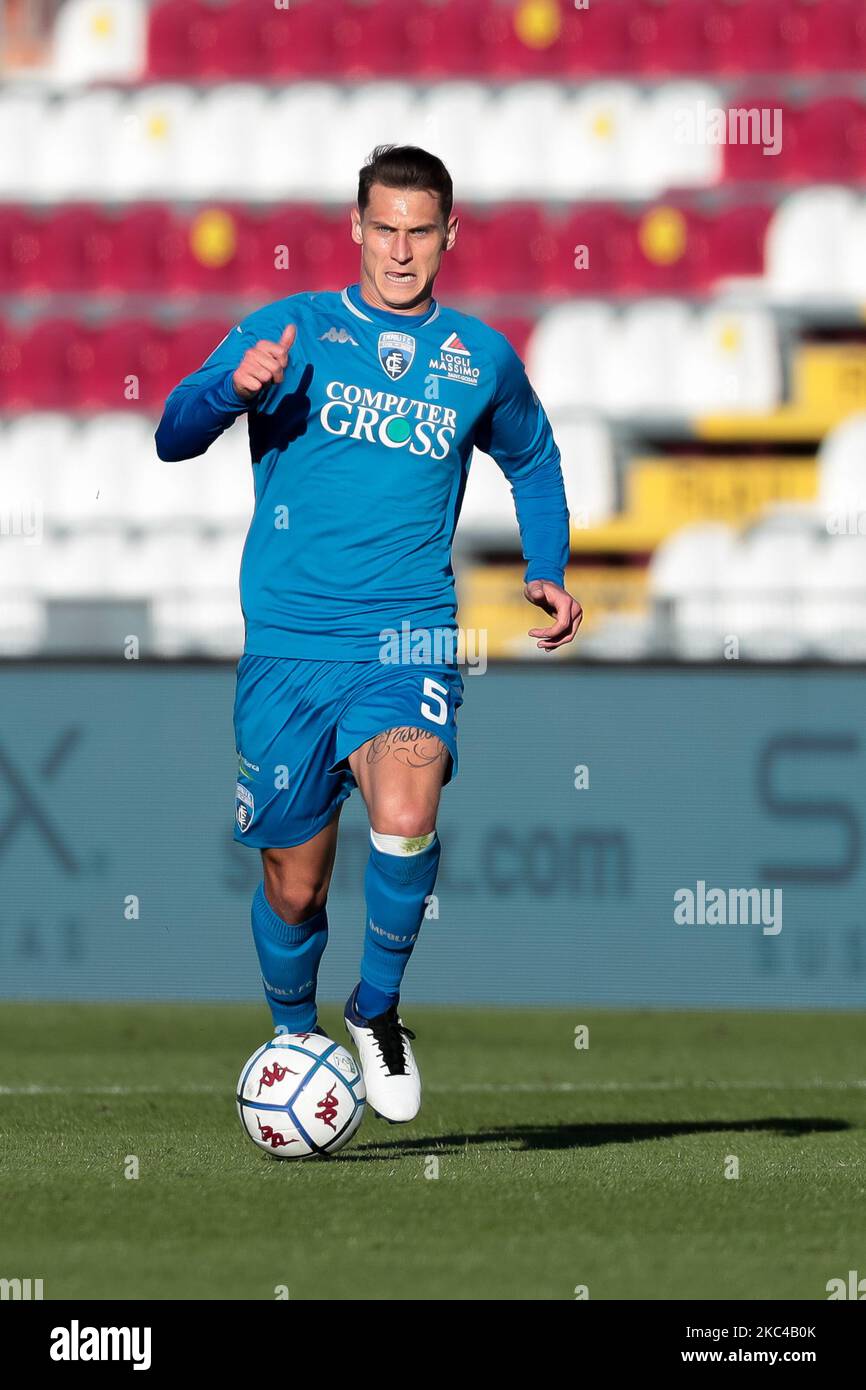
[479,0,561,78]
[486,315,534,360]
[547,206,635,296]
[12,319,94,411]
[558,0,632,76]
[627,0,707,75]
[406,0,484,79]
[250,206,331,296]
[708,204,773,281]
[627,204,713,293]
[722,98,796,184]
[302,208,362,292]
[147,0,199,78]
[0,319,24,409]
[148,0,259,79]
[792,98,866,182]
[167,320,241,391]
[160,206,260,294]
[779,0,862,74]
[702,0,787,75]
[0,207,45,295]
[95,206,176,296]
[332,0,411,79]
[86,319,170,411]
[255,0,332,78]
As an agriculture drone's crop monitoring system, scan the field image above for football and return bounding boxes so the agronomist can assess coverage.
[237,1033,366,1159]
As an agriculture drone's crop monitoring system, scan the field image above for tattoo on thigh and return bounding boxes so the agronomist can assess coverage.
[366,727,447,768]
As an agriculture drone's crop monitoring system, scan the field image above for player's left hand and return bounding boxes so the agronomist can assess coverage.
[524,579,583,652]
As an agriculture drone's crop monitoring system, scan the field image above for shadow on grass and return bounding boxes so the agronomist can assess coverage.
[339,1115,850,1161]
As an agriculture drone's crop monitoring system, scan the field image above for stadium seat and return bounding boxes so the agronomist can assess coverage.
[599,301,694,416]
[29,89,123,203]
[325,83,422,203]
[148,0,259,79]
[707,204,773,283]
[478,0,562,79]
[473,83,568,200]
[779,0,864,74]
[552,417,617,528]
[765,187,859,298]
[649,522,737,660]
[627,82,724,194]
[0,207,50,294]
[332,0,412,78]
[254,85,351,201]
[801,535,866,660]
[51,0,147,83]
[175,85,270,200]
[255,0,334,78]
[406,0,484,78]
[716,514,820,659]
[414,84,492,195]
[817,412,866,521]
[107,85,198,200]
[561,83,644,196]
[701,0,787,74]
[627,0,708,75]
[526,303,617,414]
[792,99,866,184]
[558,0,631,75]
[720,97,793,185]
[676,306,781,413]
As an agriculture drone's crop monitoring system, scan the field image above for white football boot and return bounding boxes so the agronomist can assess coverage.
[344,984,421,1123]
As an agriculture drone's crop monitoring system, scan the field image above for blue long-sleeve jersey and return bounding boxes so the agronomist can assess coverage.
[155,282,570,662]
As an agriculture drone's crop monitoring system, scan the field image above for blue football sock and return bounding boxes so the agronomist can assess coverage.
[356,832,441,1017]
[250,881,327,1033]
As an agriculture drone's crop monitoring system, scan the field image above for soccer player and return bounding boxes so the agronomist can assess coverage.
[155,146,581,1123]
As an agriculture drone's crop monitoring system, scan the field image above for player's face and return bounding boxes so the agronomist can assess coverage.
[351,185,458,313]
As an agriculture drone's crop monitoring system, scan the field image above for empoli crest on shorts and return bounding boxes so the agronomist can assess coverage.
[378,331,415,380]
[236,782,255,833]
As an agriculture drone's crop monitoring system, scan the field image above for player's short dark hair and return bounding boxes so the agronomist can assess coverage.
[357,145,454,224]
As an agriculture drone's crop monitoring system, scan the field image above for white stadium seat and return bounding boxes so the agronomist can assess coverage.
[525,304,617,414]
[676,306,781,413]
[553,417,616,528]
[415,84,494,197]
[178,85,271,201]
[51,0,146,84]
[599,301,693,417]
[801,535,866,660]
[252,85,348,200]
[817,412,866,524]
[474,83,568,201]
[716,516,822,660]
[650,522,738,660]
[107,85,198,199]
[30,89,123,202]
[765,187,859,300]
[626,82,724,197]
[0,91,51,199]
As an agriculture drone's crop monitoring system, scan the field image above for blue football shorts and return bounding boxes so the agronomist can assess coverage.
[232,655,465,849]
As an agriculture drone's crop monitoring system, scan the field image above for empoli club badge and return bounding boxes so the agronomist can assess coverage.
[378,331,415,381]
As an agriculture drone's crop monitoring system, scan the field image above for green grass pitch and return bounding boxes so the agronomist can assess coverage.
[1,1004,864,1300]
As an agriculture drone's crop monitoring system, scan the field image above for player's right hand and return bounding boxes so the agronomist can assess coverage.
[232,323,296,401]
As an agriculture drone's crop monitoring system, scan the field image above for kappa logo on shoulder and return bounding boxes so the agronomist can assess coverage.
[428,331,480,386]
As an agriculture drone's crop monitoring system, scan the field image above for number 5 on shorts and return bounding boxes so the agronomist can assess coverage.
[420,676,449,725]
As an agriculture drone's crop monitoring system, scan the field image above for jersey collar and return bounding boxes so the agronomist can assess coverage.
[342,282,440,329]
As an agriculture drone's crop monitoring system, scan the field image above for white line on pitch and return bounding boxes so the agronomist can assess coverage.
[0,1080,865,1097]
